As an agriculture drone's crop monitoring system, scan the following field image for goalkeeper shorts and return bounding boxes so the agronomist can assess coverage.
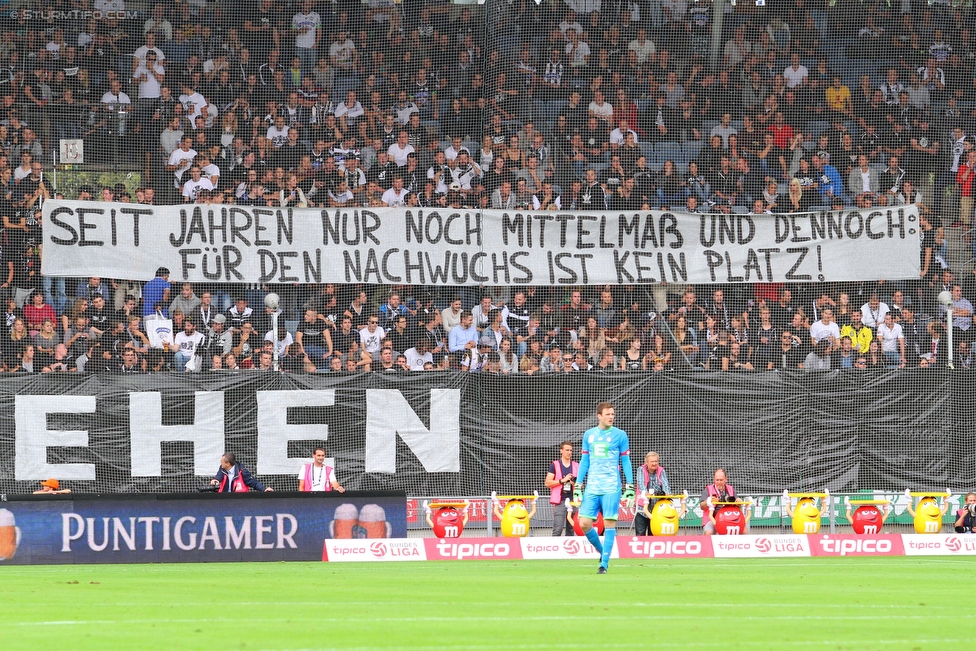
[580,491,621,521]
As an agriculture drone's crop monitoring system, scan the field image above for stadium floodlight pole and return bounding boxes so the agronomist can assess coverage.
[265,292,281,372]
[938,290,954,369]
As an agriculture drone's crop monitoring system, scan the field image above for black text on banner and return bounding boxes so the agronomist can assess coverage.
[42,201,921,284]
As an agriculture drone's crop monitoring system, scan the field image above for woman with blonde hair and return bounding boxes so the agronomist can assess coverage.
[785,177,808,212]
[579,316,606,361]
[61,298,88,335]
[220,111,238,148]
[5,317,28,360]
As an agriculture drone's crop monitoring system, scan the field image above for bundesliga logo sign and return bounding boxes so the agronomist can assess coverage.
[711,535,810,558]
[902,535,976,556]
[517,537,602,560]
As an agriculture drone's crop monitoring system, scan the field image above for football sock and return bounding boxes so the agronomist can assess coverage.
[584,528,603,554]
[600,528,616,568]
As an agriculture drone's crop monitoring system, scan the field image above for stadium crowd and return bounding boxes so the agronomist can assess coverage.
[1,278,971,373]
[0,0,974,373]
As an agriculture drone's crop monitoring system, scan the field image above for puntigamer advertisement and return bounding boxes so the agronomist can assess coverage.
[0,492,406,565]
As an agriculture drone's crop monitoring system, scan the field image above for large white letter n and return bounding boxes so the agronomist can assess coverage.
[364,389,460,474]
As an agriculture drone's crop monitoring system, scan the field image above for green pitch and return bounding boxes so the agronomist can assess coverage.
[2,557,974,650]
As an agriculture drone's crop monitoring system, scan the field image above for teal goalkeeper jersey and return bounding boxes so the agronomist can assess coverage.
[581,426,630,495]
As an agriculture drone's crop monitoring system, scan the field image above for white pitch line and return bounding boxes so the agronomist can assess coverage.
[257,639,968,651]
[0,600,956,610]
[9,614,975,627]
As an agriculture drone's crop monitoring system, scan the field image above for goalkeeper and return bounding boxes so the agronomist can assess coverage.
[573,401,634,574]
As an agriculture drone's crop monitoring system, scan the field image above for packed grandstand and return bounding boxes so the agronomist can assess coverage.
[0,0,972,374]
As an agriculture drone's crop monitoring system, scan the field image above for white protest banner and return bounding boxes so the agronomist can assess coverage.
[42,201,920,285]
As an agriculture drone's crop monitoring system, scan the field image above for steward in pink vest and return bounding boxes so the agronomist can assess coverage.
[700,468,741,535]
[298,448,346,492]
[545,441,578,536]
[634,452,670,536]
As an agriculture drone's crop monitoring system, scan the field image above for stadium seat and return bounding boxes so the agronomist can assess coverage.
[683,140,703,159]
[655,141,682,162]
[545,100,567,121]
[806,121,831,138]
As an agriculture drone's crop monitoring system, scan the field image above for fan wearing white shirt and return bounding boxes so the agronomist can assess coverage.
[532,182,561,210]
[266,115,290,148]
[182,165,214,202]
[173,319,205,372]
[328,181,355,207]
[860,294,890,329]
[427,151,450,194]
[449,151,481,194]
[382,176,409,206]
[291,0,321,71]
[178,82,209,125]
[444,136,470,162]
[100,79,131,109]
[403,339,434,370]
[166,136,197,189]
[334,90,366,139]
[198,154,220,188]
[809,309,840,347]
[131,33,165,75]
[387,131,415,166]
[609,119,638,147]
[587,90,613,123]
[132,53,164,100]
[628,29,656,64]
[782,54,808,89]
[876,313,905,368]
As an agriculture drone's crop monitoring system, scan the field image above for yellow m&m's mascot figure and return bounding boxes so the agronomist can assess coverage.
[905,489,950,534]
[492,491,538,538]
[782,490,830,534]
[641,491,688,536]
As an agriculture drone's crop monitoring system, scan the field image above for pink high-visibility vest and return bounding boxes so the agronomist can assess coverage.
[549,460,579,504]
[637,464,665,507]
[302,463,333,492]
[706,483,735,499]
[705,483,736,514]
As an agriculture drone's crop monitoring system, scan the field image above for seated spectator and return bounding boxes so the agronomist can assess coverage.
[811,153,849,205]
[848,155,881,207]
[803,340,833,372]
[23,291,56,335]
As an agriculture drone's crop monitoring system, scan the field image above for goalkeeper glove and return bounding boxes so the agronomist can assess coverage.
[573,485,583,504]
[622,483,636,506]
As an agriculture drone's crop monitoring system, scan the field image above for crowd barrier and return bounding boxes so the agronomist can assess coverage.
[325,534,976,562]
